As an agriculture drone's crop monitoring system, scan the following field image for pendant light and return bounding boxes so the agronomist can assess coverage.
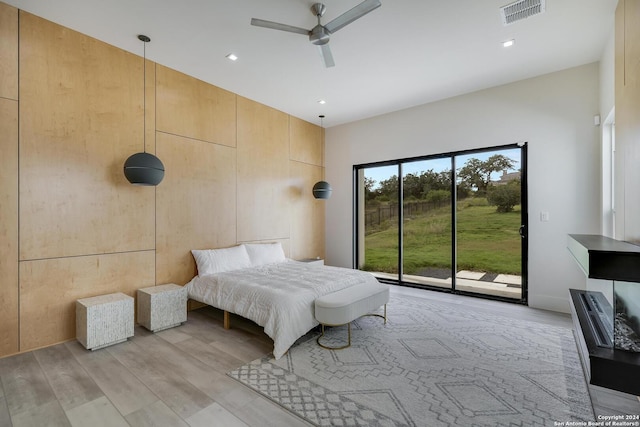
[313,180,332,199]
[313,115,331,199]
[124,35,165,186]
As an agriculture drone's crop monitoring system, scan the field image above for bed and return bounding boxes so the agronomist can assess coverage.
[184,242,380,359]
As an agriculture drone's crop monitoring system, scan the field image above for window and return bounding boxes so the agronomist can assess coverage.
[354,144,527,303]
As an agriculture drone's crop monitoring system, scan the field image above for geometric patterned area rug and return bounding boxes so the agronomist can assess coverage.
[228,293,594,426]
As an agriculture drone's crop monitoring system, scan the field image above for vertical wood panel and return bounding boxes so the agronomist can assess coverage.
[615,0,626,91]
[0,2,18,100]
[290,117,323,167]
[625,0,640,88]
[0,98,19,356]
[289,161,325,260]
[156,133,237,285]
[156,65,236,147]
[616,0,640,242]
[19,251,155,351]
[19,13,155,260]
[621,0,640,241]
[237,97,290,242]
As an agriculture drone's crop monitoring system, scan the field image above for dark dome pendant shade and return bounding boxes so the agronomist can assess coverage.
[124,152,165,186]
[313,180,332,199]
[124,34,165,186]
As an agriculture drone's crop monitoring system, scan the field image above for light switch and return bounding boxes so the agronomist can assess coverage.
[540,211,550,222]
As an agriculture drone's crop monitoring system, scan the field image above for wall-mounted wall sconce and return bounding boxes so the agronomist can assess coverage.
[313,181,332,199]
[124,34,165,186]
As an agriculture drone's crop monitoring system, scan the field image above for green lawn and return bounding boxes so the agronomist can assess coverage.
[363,200,522,275]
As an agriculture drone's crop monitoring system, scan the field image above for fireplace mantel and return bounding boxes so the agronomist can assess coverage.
[567,234,640,282]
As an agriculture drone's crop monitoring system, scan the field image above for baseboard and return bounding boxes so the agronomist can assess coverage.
[528,293,571,314]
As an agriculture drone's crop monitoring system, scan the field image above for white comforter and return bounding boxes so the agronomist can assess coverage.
[184,261,379,359]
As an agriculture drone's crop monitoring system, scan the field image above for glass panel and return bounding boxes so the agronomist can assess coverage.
[401,159,453,289]
[455,148,522,299]
[357,165,399,281]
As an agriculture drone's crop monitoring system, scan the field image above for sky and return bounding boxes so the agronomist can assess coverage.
[363,148,521,189]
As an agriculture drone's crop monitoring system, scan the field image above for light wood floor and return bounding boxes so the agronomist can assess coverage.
[0,286,638,426]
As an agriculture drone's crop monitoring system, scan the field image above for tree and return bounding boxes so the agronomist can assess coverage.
[402,173,423,199]
[377,175,399,201]
[424,189,450,204]
[458,155,515,195]
[457,158,484,193]
[419,169,452,197]
[364,177,377,201]
[487,181,520,212]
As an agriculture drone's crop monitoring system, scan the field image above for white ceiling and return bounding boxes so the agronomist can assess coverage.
[4,0,617,127]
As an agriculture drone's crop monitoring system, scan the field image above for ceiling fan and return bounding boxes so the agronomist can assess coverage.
[251,0,382,68]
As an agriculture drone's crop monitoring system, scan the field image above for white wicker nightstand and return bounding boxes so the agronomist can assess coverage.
[76,292,134,350]
[137,284,187,332]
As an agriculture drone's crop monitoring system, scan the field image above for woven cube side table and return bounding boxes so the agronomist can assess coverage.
[137,284,187,332]
[76,292,134,350]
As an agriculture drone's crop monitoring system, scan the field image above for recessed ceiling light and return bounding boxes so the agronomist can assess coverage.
[226,53,238,61]
[502,39,515,48]
[318,100,326,105]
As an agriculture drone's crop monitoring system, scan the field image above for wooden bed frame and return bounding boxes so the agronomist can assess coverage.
[224,310,230,329]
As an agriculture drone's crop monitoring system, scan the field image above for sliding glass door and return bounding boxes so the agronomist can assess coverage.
[356,165,399,281]
[401,158,453,290]
[354,144,527,303]
[454,148,524,299]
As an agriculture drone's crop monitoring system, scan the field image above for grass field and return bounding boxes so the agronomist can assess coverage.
[362,199,522,275]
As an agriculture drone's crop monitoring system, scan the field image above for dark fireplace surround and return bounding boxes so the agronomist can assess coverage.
[568,234,640,395]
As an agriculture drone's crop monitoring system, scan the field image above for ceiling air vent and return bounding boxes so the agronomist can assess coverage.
[500,0,546,25]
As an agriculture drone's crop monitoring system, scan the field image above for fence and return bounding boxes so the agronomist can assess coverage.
[365,200,448,227]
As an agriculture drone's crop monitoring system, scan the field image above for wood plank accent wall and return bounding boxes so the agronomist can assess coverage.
[237,97,292,242]
[0,2,19,356]
[19,252,155,350]
[0,2,18,100]
[156,65,236,147]
[155,132,237,286]
[615,0,640,243]
[0,98,19,356]
[0,3,325,358]
[19,12,156,260]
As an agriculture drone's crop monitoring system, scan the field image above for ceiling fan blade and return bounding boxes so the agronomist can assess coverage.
[318,44,335,68]
[324,0,381,34]
[250,18,310,35]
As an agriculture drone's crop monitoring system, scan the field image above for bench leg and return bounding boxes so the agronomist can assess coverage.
[316,323,351,350]
[362,304,387,324]
[316,304,387,350]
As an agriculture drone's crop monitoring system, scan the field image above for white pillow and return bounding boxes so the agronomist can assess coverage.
[244,242,286,267]
[191,245,252,276]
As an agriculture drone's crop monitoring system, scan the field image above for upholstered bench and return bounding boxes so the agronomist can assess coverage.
[314,283,389,350]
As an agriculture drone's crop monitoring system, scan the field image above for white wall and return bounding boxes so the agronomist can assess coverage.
[325,62,601,313]
[600,29,615,118]
[600,29,615,237]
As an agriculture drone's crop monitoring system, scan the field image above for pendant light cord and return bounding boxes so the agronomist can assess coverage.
[138,34,151,153]
[143,40,146,153]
